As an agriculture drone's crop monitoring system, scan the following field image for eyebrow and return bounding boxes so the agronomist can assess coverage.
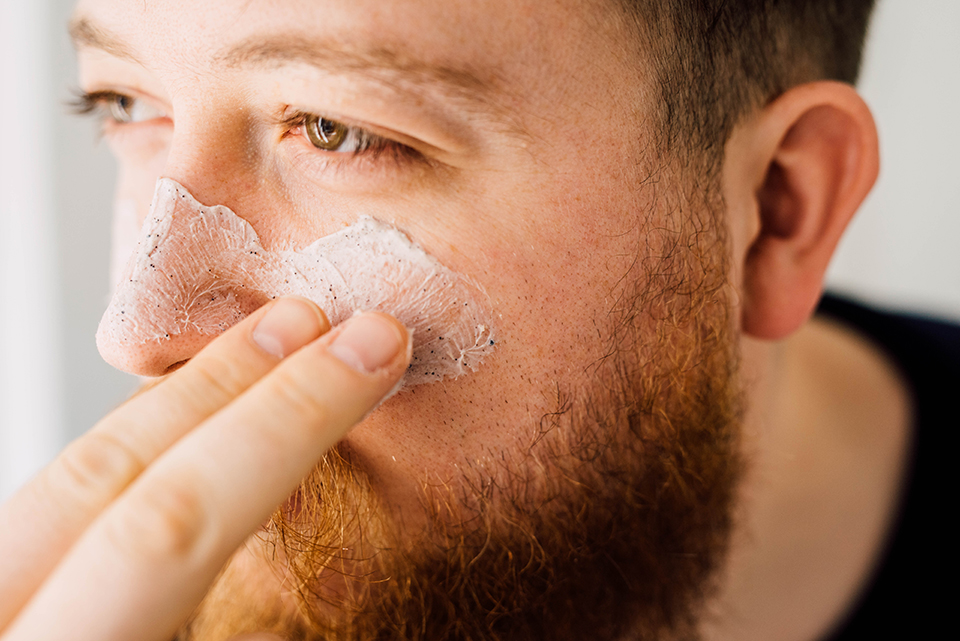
[69,16,502,107]
[222,36,494,97]
[69,16,139,61]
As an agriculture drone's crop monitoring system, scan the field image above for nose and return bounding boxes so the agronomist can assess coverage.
[96,178,273,376]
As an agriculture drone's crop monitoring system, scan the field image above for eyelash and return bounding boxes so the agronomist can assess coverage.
[70,89,423,167]
[69,89,118,116]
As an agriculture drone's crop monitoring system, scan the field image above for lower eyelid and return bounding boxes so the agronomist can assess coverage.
[281,134,427,185]
[102,115,172,133]
[131,102,168,122]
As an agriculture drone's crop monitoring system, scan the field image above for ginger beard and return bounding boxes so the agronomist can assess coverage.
[172,183,745,641]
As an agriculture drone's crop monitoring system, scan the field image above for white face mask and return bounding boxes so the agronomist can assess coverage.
[97,178,495,387]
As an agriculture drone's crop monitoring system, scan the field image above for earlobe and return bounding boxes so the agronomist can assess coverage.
[736,81,880,340]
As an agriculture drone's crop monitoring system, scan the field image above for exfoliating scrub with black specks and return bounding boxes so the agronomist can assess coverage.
[97,178,496,387]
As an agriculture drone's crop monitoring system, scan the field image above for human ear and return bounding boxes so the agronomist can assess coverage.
[727,81,880,340]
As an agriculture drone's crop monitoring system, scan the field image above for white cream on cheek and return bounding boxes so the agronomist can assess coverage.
[97,178,496,386]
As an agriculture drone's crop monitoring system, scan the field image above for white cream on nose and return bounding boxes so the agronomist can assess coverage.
[97,178,496,386]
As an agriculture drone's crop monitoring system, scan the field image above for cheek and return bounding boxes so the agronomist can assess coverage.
[347,171,654,511]
[463,174,649,359]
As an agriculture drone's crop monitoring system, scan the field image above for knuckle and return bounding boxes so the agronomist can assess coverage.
[267,367,331,425]
[107,477,213,562]
[180,352,250,402]
[50,431,146,509]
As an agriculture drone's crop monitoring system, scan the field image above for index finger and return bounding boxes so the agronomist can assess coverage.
[0,298,328,628]
[5,313,410,641]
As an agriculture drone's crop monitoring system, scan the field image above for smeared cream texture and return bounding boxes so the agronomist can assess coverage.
[97,178,495,386]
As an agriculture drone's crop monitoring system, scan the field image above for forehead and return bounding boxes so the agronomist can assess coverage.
[72,0,647,117]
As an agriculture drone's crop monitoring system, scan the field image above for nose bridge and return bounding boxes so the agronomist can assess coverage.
[161,102,257,211]
[98,97,281,376]
[97,178,272,376]
[155,89,302,246]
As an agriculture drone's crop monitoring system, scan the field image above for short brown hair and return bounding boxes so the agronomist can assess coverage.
[622,0,877,167]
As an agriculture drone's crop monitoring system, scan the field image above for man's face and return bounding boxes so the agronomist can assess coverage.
[75,0,743,638]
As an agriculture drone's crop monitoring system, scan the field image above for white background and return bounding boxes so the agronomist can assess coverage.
[1,0,958,499]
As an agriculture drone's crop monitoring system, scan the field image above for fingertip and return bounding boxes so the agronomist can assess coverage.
[286,296,332,334]
[327,312,410,375]
[251,297,330,359]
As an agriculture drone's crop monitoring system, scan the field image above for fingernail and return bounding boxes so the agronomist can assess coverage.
[252,298,326,358]
[328,313,405,374]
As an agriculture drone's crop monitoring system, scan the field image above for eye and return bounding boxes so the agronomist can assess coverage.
[106,93,138,123]
[70,90,168,125]
[295,112,395,156]
[280,109,431,174]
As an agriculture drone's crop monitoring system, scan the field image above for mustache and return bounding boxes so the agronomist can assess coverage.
[268,445,389,609]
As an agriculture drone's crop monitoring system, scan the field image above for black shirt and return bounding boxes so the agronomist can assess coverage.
[815,294,959,639]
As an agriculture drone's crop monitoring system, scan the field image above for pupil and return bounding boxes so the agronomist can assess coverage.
[320,120,338,141]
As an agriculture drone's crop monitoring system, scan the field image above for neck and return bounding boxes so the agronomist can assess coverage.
[702,316,912,641]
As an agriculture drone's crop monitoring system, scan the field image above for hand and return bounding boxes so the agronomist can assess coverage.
[0,298,410,641]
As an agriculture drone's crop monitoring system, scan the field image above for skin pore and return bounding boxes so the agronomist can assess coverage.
[37,0,908,639]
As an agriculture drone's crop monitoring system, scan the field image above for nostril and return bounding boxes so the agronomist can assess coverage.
[95,320,226,377]
[164,359,190,375]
